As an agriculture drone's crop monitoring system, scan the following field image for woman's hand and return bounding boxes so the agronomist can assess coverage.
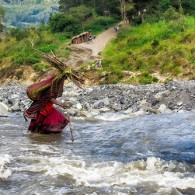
[51,98,72,109]
[60,102,67,109]
[61,101,73,109]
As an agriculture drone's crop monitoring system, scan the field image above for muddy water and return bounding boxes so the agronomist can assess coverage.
[0,111,195,195]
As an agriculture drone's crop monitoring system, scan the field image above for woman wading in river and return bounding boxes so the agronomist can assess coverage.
[24,51,84,134]
[24,73,69,134]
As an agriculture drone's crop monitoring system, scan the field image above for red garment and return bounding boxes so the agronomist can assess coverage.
[28,102,69,134]
[25,73,67,118]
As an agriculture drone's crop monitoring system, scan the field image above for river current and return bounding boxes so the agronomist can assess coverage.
[0,111,195,195]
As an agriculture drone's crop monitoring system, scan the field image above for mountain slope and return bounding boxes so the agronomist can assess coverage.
[0,0,59,28]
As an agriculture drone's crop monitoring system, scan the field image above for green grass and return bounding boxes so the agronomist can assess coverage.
[0,16,118,81]
[0,29,70,80]
[1,14,194,84]
[100,16,195,84]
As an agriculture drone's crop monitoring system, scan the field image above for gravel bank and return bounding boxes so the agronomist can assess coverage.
[0,80,195,118]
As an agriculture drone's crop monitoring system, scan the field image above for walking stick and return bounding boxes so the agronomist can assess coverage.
[68,114,74,142]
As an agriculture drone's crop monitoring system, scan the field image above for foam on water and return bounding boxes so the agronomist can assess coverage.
[74,112,133,122]
[0,154,12,180]
[20,144,61,154]
[95,112,131,121]
[12,154,195,192]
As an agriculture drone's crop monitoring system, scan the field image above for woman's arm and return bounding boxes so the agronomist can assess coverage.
[51,98,66,108]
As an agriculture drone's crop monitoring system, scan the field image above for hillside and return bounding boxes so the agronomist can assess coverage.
[95,16,195,85]
[0,0,58,28]
[0,2,194,86]
[0,12,119,84]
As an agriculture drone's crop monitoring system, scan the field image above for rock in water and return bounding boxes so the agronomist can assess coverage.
[0,102,9,117]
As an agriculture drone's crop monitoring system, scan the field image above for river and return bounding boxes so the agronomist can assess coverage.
[0,111,195,195]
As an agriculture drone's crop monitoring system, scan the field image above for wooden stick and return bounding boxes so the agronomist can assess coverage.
[68,115,74,142]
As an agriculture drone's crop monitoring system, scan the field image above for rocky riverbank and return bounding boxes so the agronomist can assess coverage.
[0,80,195,119]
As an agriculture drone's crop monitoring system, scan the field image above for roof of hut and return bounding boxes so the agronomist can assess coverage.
[71,31,89,41]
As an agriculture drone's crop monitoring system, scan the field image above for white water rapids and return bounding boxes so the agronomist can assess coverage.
[0,111,195,194]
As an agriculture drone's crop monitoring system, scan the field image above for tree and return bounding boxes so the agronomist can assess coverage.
[9,28,30,41]
[132,0,160,23]
[48,13,81,35]
[69,5,92,31]
[180,0,195,14]
[118,0,134,23]
[59,0,120,17]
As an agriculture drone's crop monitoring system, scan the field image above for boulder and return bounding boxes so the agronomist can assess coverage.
[0,102,9,116]
[93,97,110,109]
[9,102,21,112]
[158,104,167,113]
[90,109,100,116]
[154,90,170,101]
[76,103,82,110]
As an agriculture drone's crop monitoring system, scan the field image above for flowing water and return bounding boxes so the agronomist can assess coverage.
[0,111,195,195]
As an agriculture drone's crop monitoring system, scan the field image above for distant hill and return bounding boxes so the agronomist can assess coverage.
[0,0,59,28]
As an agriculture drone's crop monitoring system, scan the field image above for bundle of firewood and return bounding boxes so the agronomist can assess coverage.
[33,48,85,88]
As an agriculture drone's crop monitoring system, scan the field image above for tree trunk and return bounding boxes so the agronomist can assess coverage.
[141,12,144,23]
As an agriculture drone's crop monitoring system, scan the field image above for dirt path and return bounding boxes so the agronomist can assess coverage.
[65,27,118,69]
[78,27,117,56]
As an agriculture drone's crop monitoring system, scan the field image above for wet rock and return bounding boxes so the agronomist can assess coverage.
[185,104,192,111]
[120,96,126,104]
[76,103,82,110]
[177,187,195,195]
[123,108,133,116]
[66,108,77,116]
[139,100,151,108]
[78,110,90,117]
[177,101,183,106]
[154,90,170,101]
[158,104,167,113]
[110,104,121,112]
[133,110,145,116]
[93,97,110,109]
[0,102,9,116]
[9,102,21,112]
[99,107,110,113]
[89,109,100,117]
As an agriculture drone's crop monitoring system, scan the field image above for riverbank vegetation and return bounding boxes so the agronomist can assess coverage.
[0,15,117,81]
[99,13,195,84]
[0,0,194,84]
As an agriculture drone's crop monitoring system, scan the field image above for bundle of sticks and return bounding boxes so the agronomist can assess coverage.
[31,48,84,142]
[33,47,85,88]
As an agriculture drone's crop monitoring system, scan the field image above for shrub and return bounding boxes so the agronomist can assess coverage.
[38,44,58,52]
[33,63,49,71]
[163,6,181,20]
[138,73,159,85]
[9,28,30,41]
[163,7,185,32]
[49,13,81,35]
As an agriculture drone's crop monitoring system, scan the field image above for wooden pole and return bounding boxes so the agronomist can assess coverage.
[68,114,74,142]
